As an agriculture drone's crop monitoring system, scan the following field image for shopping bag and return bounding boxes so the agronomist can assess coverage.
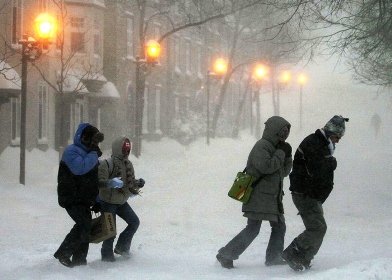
[89,212,116,243]
[228,171,256,204]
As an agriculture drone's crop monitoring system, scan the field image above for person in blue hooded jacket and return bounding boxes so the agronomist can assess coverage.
[54,123,104,268]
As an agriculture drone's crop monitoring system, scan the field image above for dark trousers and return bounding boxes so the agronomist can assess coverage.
[55,205,92,262]
[218,218,286,262]
[100,201,140,257]
[292,193,327,261]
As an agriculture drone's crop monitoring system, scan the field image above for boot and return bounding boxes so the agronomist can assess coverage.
[282,239,307,271]
[216,254,234,269]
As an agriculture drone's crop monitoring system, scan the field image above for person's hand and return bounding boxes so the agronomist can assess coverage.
[91,132,104,145]
[90,144,102,157]
[91,202,101,213]
[108,177,123,188]
[136,178,145,188]
[276,142,292,158]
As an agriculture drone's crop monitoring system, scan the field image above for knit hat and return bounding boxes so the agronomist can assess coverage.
[324,115,349,137]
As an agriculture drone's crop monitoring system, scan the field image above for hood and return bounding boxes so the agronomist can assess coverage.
[73,122,94,151]
[261,116,291,146]
[111,136,129,160]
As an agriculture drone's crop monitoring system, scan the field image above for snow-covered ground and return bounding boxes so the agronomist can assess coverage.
[0,108,391,279]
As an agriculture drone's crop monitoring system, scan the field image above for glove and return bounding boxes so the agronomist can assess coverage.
[108,177,123,188]
[276,142,292,158]
[90,144,102,157]
[136,178,145,188]
[91,132,104,145]
[91,202,101,213]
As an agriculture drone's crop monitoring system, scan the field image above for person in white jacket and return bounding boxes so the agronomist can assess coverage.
[98,136,145,262]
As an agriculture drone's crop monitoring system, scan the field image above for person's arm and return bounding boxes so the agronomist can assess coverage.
[63,146,98,175]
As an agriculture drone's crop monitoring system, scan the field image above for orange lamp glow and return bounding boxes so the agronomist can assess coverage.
[213,58,228,75]
[34,13,56,41]
[281,71,291,83]
[298,73,307,85]
[145,40,161,63]
[253,64,268,80]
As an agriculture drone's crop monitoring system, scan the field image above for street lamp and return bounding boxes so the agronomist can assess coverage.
[133,39,161,157]
[252,64,268,138]
[18,13,56,185]
[298,73,307,130]
[276,70,291,115]
[206,58,227,145]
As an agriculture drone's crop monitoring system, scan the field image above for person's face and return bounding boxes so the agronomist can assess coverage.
[330,135,341,144]
[122,140,131,157]
[278,126,290,142]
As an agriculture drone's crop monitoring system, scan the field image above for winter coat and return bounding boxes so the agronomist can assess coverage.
[57,122,99,208]
[242,116,293,222]
[289,129,337,203]
[98,136,139,205]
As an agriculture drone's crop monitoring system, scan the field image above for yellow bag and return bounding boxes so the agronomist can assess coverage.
[228,171,256,203]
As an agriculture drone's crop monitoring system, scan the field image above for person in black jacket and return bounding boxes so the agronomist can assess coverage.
[54,123,104,267]
[282,115,349,271]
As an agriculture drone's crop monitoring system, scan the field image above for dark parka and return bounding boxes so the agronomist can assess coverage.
[242,116,293,222]
[57,123,99,208]
[289,129,337,203]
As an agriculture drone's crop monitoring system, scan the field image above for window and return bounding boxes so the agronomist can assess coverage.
[71,32,85,53]
[69,100,84,142]
[11,0,22,45]
[174,37,180,72]
[38,84,49,140]
[11,97,20,143]
[126,17,134,57]
[70,17,85,28]
[39,0,48,12]
[185,41,191,74]
[94,34,100,55]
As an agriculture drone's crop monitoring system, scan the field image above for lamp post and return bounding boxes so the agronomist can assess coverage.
[18,13,55,185]
[206,58,227,145]
[133,39,161,157]
[252,64,268,138]
[276,70,291,115]
[298,73,307,130]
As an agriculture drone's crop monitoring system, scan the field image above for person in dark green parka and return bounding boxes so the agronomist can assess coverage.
[217,116,293,269]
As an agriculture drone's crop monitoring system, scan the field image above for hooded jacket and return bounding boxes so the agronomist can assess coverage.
[289,129,337,203]
[98,136,138,205]
[57,122,99,208]
[242,116,293,222]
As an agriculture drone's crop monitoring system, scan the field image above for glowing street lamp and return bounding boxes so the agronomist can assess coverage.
[298,73,307,129]
[18,13,56,185]
[133,39,162,157]
[206,58,227,145]
[145,39,161,64]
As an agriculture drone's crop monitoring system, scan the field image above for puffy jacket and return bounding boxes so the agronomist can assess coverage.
[57,123,99,208]
[242,116,293,221]
[289,129,337,203]
[98,136,138,205]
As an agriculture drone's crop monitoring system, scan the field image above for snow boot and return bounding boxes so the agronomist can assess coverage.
[282,239,307,271]
[216,254,234,269]
[54,252,73,268]
[114,247,131,259]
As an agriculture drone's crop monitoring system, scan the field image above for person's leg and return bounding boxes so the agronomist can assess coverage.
[217,219,262,264]
[283,194,327,270]
[265,220,286,265]
[114,202,140,257]
[100,201,119,262]
[54,205,91,267]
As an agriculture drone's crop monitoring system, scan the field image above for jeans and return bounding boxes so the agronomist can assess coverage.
[55,205,92,262]
[292,193,327,261]
[100,201,140,257]
[218,218,286,262]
